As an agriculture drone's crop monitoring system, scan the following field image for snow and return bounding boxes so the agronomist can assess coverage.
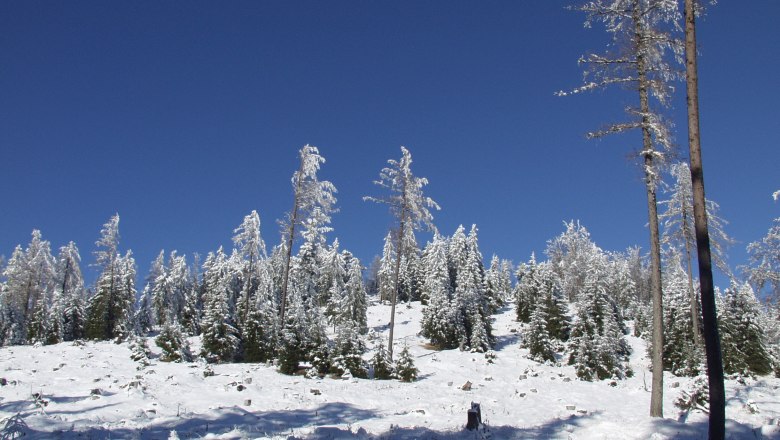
[2,301,779,439]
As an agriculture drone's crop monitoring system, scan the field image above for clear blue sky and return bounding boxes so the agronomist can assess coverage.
[1,1,777,287]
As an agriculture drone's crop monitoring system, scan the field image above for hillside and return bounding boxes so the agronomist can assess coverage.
[1,301,778,439]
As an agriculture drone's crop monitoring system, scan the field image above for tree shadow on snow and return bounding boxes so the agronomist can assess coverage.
[11,402,380,439]
[492,332,521,352]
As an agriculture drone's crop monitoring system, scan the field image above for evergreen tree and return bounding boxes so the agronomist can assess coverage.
[85,215,136,341]
[485,255,507,314]
[342,251,368,334]
[568,272,630,381]
[394,344,418,382]
[377,232,396,303]
[371,342,394,380]
[156,321,193,363]
[0,246,28,345]
[200,248,239,363]
[718,281,773,376]
[420,234,457,348]
[525,306,556,363]
[331,323,367,378]
[661,251,701,376]
[239,261,278,363]
[514,254,542,323]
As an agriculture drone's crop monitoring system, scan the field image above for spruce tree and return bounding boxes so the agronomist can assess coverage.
[394,344,418,382]
[156,321,193,363]
[200,248,239,363]
[420,234,457,348]
[371,342,394,380]
[718,282,773,376]
[525,306,556,363]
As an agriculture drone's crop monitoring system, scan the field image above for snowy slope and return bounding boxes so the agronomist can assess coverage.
[1,301,779,439]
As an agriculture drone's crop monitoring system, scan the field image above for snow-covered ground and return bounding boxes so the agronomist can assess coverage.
[1,302,778,439]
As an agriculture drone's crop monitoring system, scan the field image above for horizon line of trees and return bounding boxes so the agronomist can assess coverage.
[0,147,777,385]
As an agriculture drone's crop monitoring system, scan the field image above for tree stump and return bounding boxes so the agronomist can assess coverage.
[466,402,481,431]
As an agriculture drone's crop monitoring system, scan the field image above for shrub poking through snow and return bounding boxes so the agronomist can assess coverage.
[129,335,151,368]
[675,375,709,413]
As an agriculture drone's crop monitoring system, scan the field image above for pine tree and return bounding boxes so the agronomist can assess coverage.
[718,281,773,376]
[568,272,630,381]
[331,323,367,378]
[0,246,29,345]
[514,255,537,324]
[156,321,193,363]
[394,344,418,382]
[200,248,239,363]
[371,342,394,380]
[661,251,700,376]
[525,306,556,363]
[85,215,136,341]
[377,232,396,303]
[420,234,457,348]
[485,255,506,314]
[342,251,368,334]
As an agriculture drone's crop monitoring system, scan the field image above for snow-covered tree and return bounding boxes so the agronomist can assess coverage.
[560,0,683,415]
[718,281,774,376]
[200,248,240,363]
[660,251,701,376]
[371,341,394,380]
[156,320,193,363]
[514,253,542,324]
[568,272,630,381]
[0,246,28,345]
[485,255,508,314]
[331,322,367,378]
[394,344,418,382]
[365,146,439,359]
[233,210,267,326]
[279,145,338,326]
[525,306,556,363]
[55,242,86,342]
[85,215,136,341]
[545,221,602,302]
[660,161,734,343]
[420,234,457,348]
[377,232,396,303]
[341,251,368,334]
[743,217,780,304]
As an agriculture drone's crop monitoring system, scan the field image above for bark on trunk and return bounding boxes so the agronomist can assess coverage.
[387,184,408,362]
[279,158,305,325]
[684,1,725,438]
[634,2,664,417]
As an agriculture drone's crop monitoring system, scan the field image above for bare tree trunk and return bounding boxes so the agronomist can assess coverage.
[684,1,725,438]
[387,189,408,362]
[279,159,305,325]
[681,210,703,344]
[634,2,664,418]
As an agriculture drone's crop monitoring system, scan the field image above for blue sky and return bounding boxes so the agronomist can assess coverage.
[1,1,777,287]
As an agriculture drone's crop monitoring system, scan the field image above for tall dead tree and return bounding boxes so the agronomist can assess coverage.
[365,147,439,360]
[559,0,682,417]
[683,0,725,437]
